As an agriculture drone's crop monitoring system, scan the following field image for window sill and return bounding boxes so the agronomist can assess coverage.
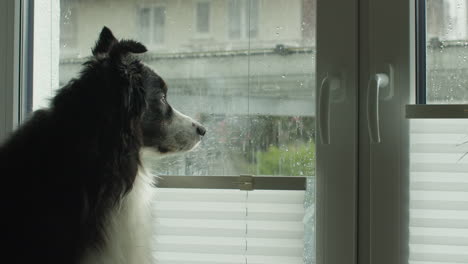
[406,104,468,119]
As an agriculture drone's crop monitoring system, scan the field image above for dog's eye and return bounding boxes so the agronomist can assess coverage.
[160,95,167,104]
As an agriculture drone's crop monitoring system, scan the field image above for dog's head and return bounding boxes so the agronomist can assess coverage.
[92,27,206,154]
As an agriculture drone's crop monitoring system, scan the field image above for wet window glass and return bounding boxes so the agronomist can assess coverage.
[53,0,316,182]
[34,0,317,262]
[426,0,468,103]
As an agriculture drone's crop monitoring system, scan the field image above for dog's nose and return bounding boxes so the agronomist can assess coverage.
[196,125,206,136]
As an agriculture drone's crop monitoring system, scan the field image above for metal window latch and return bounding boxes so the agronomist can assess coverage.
[233,175,254,191]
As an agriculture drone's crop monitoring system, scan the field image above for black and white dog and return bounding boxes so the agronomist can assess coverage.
[1,27,205,264]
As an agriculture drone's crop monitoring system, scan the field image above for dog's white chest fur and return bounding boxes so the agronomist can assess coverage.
[80,168,156,264]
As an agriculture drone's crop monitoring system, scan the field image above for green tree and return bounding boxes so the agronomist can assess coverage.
[253,141,315,176]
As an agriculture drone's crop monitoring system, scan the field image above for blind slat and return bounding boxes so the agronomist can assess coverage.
[411,163,468,173]
[410,121,468,133]
[410,235,468,246]
[411,172,468,182]
[410,143,468,153]
[410,252,468,263]
[411,191,468,201]
[411,218,468,229]
[411,182,468,191]
[154,252,303,264]
[154,236,303,256]
[156,219,303,238]
[156,189,305,203]
[411,200,468,210]
[155,209,304,221]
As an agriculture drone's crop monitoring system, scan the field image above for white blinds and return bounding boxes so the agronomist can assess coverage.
[410,119,468,264]
[153,188,306,264]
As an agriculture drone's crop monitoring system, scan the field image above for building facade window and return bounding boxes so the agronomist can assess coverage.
[137,6,166,46]
[196,2,210,33]
[228,0,258,39]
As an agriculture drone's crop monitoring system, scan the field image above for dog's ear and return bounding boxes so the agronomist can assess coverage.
[117,40,147,54]
[92,26,118,56]
[109,40,148,59]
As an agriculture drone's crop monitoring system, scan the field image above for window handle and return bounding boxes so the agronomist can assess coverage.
[318,75,340,144]
[366,73,390,144]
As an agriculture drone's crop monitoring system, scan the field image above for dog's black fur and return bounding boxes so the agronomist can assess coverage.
[1,27,177,264]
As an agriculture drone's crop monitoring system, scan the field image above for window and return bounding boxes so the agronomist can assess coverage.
[416,0,468,104]
[196,2,210,34]
[407,1,468,263]
[228,0,259,39]
[30,0,318,263]
[11,0,467,264]
[137,6,166,46]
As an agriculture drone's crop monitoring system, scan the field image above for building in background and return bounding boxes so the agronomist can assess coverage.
[60,0,315,55]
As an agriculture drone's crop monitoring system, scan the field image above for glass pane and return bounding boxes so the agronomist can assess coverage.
[409,119,468,263]
[426,0,468,103]
[60,4,76,48]
[33,0,317,263]
[41,0,318,185]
